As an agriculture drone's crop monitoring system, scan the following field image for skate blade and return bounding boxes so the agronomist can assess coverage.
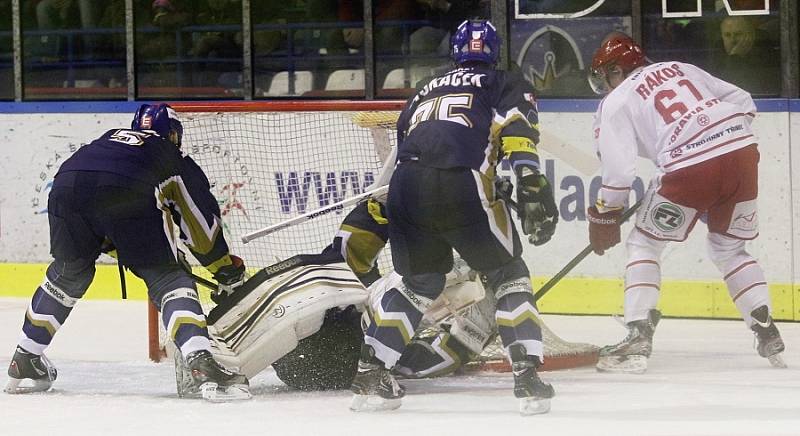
[4,377,53,395]
[596,355,648,374]
[768,353,787,369]
[350,394,402,412]
[199,382,252,402]
[519,397,551,416]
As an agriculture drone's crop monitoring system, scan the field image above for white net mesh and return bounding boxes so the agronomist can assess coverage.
[180,110,394,271]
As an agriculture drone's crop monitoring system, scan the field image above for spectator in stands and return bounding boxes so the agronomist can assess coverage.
[95,0,126,88]
[192,0,242,59]
[138,0,192,59]
[710,15,779,95]
[191,0,243,87]
[135,0,193,89]
[338,0,423,55]
[250,0,344,94]
[409,0,489,56]
[251,0,339,55]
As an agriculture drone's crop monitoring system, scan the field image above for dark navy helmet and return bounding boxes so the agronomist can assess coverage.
[131,103,184,147]
[451,19,501,66]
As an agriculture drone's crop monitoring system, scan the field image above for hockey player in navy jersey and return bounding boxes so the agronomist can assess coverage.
[350,20,559,415]
[4,104,251,402]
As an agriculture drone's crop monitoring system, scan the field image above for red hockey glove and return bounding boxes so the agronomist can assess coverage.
[587,206,622,255]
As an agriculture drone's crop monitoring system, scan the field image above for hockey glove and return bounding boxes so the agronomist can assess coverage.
[587,206,622,255]
[515,166,558,246]
[212,255,246,299]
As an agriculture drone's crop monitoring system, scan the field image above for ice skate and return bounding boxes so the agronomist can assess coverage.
[4,346,58,394]
[596,309,661,374]
[350,344,405,412]
[750,306,787,368]
[176,350,251,402]
[509,344,554,416]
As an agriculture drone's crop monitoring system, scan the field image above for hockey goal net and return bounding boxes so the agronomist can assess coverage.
[148,101,598,373]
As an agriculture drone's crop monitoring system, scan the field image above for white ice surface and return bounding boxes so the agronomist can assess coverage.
[1,297,799,436]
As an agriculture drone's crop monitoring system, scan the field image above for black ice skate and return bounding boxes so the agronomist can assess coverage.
[750,305,787,368]
[509,344,554,416]
[175,349,251,402]
[4,346,57,394]
[596,309,661,374]
[350,344,405,412]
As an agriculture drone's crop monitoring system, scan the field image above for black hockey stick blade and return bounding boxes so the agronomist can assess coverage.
[533,199,642,303]
[191,272,220,292]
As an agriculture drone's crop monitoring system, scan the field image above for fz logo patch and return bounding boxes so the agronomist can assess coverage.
[652,202,684,232]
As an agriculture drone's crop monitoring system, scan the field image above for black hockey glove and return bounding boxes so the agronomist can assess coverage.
[515,165,558,246]
[212,255,246,299]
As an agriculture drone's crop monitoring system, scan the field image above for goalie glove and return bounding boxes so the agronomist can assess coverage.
[515,165,558,246]
[212,255,246,300]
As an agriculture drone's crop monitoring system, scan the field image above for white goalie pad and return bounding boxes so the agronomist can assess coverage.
[205,261,368,379]
[423,258,486,327]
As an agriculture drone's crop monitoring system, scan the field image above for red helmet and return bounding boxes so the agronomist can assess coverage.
[589,33,646,94]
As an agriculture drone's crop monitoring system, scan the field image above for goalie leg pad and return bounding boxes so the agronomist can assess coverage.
[208,261,368,380]
[394,333,472,378]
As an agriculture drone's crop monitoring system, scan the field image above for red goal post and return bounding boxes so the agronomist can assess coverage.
[148,100,598,373]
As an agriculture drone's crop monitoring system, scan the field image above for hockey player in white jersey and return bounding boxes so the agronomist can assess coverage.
[586,32,785,373]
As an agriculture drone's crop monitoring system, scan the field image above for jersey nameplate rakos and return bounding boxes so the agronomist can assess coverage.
[592,61,758,209]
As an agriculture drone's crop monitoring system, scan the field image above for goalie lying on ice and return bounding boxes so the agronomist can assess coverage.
[185,251,498,391]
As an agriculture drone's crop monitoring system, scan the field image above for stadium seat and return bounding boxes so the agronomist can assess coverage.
[325,69,365,91]
[382,68,406,89]
[409,66,436,88]
[265,71,314,96]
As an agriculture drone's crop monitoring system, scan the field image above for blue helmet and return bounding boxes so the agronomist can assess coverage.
[451,19,501,66]
[131,103,184,147]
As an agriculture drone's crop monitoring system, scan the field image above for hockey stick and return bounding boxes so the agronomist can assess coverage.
[496,184,641,302]
[240,184,389,244]
[532,200,642,302]
[177,249,220,291]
